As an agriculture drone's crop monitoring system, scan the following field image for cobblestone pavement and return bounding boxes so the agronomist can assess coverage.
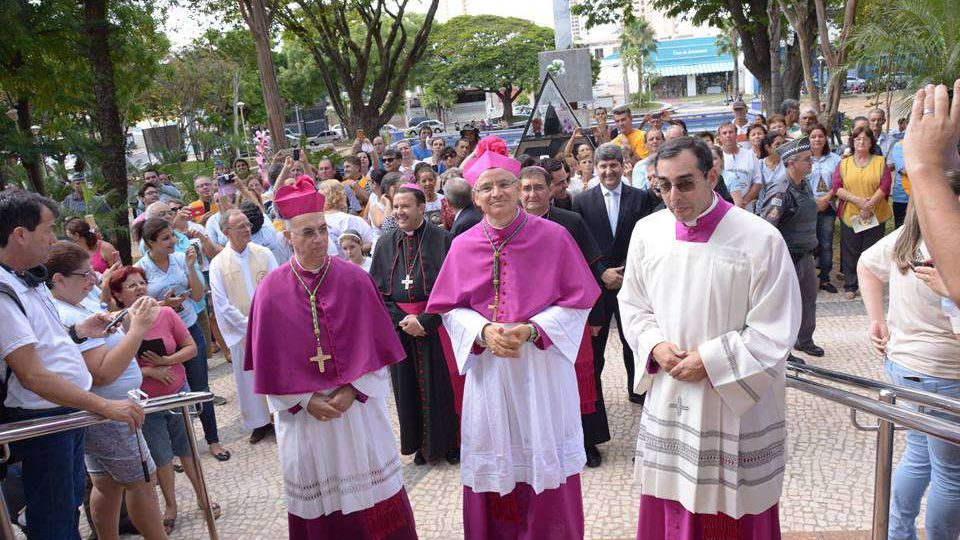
[107,290,925,539]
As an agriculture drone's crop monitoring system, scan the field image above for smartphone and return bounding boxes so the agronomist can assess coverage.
[293,148,301,161]
[217,173,237,197]
[137,338,167,361]
[105,308,129,333]
[911,260,935,269]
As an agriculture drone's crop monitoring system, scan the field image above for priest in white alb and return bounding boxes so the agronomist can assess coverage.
[427,138,601,540]
[244,178,416,539]
[619,137,801,539]
[209,208,276,443]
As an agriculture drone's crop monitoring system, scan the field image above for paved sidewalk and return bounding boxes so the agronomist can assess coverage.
[88,290,923,539]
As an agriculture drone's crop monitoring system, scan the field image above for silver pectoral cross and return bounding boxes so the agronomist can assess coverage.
[669,395,689,417]
[401,274,414,290]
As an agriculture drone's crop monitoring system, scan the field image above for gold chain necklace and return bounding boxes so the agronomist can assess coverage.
[289,257,333,372]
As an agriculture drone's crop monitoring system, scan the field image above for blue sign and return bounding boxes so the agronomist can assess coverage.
[649,36,731,69]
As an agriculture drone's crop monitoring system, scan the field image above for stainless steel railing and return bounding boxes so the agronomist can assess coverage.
[0,391,218,540]
[786,361,960,540]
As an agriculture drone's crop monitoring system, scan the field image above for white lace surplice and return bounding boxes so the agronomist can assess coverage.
[442,305,590,495]
[266,367,403,519]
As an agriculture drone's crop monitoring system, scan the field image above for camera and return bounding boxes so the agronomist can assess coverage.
[216,173,236,187]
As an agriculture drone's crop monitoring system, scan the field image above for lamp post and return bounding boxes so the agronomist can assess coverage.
[817,55,825,104]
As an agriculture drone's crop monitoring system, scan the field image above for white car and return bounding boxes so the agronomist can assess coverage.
[304,130,342,150]
[406,120,444,137]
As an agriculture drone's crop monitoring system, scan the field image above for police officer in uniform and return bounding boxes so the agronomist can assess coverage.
[760,136,824,362]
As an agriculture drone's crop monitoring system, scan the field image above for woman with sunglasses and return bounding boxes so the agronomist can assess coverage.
[47,242,169,539]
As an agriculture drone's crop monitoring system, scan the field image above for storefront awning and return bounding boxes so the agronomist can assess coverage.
[653,60,734,77]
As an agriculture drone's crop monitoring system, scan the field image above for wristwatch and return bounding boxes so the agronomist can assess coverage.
[526,323,539,343]
[67,324,87,344]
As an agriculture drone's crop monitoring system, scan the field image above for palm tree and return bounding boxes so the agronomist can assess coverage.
[716,21,741,99]
[620,17,657,97]
[851,0,960,111]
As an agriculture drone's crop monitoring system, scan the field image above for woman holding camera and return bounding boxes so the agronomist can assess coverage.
[135,218,229,462]
[47,241,169,540]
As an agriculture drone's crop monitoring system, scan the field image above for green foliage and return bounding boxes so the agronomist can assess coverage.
[277,37,328,108]
[0,0,168,185]
[421,15,554,118]
[620,18,657,73]
[850,0,960,94]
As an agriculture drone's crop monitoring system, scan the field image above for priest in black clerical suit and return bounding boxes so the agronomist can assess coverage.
[518,166,611,468]
[369,184,459,465]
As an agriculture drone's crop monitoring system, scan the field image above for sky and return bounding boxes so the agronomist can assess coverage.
[162,0,558,49]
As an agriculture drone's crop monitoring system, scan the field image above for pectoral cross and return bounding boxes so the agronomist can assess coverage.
[401,274,414,290]
[487,277,501,321]
[669,395,689,417]
[310,345,331,373]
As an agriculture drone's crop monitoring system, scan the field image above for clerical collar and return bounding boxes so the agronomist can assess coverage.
[487,209,521,231]
[293,254,326,274]
[675,194,734,243]
[229,243,249,256]
[683,194,719,227]
[402,219,425,237]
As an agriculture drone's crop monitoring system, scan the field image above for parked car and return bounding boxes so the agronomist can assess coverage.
[304,130,342,150]
[844,77,866,94]
[406,119,445,137]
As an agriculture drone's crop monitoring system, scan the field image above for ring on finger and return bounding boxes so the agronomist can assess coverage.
[924,108,935,115]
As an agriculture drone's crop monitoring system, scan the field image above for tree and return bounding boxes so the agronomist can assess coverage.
[778,0,821,113]
[716,20,741,98]
[572,0,816,113]
[813,0,859,131]
[851,0,960,98]
[423,15,554,123]
[236,0,288,151]
[620,17,658,96]
[83,0,131,262]
[276,0,440,137]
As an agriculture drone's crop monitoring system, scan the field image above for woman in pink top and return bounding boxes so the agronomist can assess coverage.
[64,217,118,274]
[110,266,221,533]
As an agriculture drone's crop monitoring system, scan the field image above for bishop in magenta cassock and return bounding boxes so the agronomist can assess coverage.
[427,141,601,540]
[244,177,418,540]
[369,183,461,466]
[619,137,800,539]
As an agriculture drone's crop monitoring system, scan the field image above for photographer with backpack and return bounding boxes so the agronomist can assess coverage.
[0,189,145,539]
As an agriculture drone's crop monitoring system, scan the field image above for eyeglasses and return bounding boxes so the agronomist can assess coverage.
[170,206,183,212]
[474,180,518,195]
[383,157,398,163]
[654,178,700,194]
[289,226,328,239]
[68,270,97,280]
[227,223,252,231]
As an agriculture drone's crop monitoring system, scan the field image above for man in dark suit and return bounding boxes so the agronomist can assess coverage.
[573,143,661,404]
[445,177,482,237]
[518,165,610,468]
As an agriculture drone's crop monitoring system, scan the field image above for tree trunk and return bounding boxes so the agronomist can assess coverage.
[814,0,858,130]
[782,36,804,100]
[83,0,131,263]
[778,0,820,111]
[501,90,516,123]
[768,1,783,115]
[732,51,741,98]
[241,0,287,152]
[14,98,45,195]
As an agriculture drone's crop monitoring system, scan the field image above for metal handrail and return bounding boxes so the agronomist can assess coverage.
[789,362,960,416]
[786,375,960,445]
[0,392,218,540]
[786,369,960,540]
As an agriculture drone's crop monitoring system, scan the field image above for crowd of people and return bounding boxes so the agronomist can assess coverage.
[0,82,958,540]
